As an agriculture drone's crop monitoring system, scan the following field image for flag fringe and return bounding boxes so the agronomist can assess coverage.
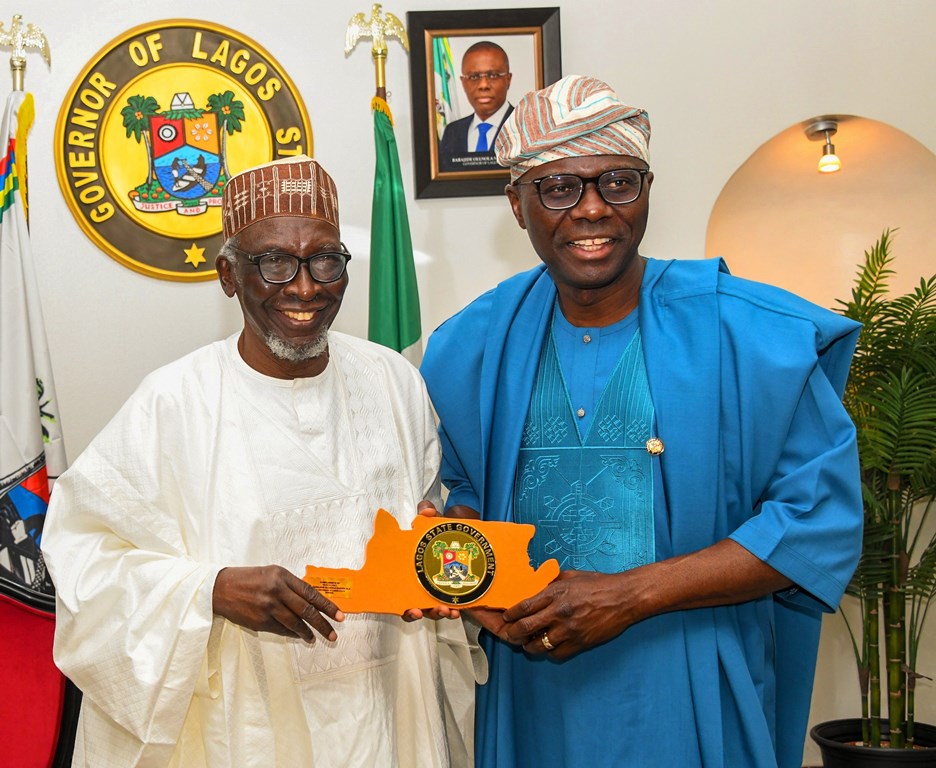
[371,96,394,125]
[15,93,33,221]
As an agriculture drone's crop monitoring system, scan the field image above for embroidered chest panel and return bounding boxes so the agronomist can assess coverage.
[513,331,656,573]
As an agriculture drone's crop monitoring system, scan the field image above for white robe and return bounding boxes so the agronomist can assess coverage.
[42,333,476,767]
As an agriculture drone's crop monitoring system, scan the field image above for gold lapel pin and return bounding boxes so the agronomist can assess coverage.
[646,437,665,456]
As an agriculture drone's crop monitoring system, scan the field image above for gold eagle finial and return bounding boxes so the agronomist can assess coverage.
[0,14,51,90]
[345,4,409,57]
[345,4,408,94]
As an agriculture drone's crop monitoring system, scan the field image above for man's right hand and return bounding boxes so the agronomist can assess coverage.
[212,565,344,643]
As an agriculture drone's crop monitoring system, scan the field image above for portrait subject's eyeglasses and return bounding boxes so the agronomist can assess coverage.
[230,244,352,284]
[460,71,510,82]
[512,169,651,210]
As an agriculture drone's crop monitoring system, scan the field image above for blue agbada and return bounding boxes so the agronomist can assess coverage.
[420,258,863,768]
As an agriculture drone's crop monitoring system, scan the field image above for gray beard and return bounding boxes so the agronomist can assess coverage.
[264,326,330,362]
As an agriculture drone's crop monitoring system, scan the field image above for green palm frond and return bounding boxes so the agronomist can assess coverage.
[857,370,936,477]
[206,90,246,134]
[120,95,160,142]
[848,512,895,598]
[907,538,936,600]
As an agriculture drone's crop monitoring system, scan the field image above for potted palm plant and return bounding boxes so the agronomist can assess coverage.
[811,230,936,766]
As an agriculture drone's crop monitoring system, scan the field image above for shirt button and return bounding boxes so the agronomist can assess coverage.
[583,334,592,344]
[576,408,586,418]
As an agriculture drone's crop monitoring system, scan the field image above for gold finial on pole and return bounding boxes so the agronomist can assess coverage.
[345,4,409,99]
[0,14,51,91]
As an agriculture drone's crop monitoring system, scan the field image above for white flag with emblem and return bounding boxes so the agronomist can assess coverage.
[1,90,67,600]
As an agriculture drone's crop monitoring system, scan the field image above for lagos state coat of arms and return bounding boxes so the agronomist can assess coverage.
[415,521,496,605]
[54,20,311,281]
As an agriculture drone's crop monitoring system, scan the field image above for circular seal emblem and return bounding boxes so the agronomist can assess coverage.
[415,521,496,606]
[54,19,312,281]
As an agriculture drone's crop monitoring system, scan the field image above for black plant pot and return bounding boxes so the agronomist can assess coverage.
[811,719,936,767]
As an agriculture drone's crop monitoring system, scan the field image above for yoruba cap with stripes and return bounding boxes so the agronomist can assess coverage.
[495,75,650,181]
[221,155,339,240]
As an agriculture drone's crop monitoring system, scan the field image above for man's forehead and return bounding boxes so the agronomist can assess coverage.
[463,48,507,70]
[238,215,340,248]
[523,154,648,179]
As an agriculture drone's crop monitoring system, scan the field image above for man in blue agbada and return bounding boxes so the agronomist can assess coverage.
[419,75,863,768]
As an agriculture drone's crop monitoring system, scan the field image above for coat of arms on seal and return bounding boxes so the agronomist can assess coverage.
[415,521,496,605]
[54,20,311,281]
[123,91,232,217]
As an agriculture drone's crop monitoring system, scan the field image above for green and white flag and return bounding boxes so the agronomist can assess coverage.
[368,97,422,364]
[432,36,459,140]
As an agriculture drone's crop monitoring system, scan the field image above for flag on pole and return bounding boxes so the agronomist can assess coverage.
[432,36,459,140]
[0,89,67,606]
[368,96,422,365]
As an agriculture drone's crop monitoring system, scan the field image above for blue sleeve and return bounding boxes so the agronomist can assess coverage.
[422,294,493,516]
[729,362,862,612]
[437,420,482,512]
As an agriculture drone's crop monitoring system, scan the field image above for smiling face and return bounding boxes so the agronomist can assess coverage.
[461,47,512,121]
[505,154,653,325]
[216,215,347,379]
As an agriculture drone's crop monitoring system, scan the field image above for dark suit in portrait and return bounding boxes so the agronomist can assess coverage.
[438,105,514,173]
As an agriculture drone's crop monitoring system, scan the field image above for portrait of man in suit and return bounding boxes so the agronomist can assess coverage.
[438,41,514,173]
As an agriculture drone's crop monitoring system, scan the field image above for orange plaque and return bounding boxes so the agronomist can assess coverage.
[304,509,559,614]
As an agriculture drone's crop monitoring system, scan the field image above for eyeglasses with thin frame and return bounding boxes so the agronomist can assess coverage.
[461,71,510,82]
[230,243,352,284]
[512,168,651,210]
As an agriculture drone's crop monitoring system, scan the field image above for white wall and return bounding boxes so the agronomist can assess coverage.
[18,1,936,763]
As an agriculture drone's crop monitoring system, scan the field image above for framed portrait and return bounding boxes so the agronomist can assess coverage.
[407,8,561,199]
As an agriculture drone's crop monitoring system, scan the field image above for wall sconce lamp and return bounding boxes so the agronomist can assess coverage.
[806,118,841,173]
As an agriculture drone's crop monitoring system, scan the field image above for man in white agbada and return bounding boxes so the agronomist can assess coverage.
[42,156,476,767]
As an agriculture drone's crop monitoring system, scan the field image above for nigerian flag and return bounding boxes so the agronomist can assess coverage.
[368,97,422,364]
[433,37,458,140]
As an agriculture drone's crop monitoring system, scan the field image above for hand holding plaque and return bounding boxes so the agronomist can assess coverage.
[304,509,559,614]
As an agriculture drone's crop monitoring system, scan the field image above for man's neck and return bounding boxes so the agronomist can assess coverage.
[471,101,510,131]
[555,258,645,327]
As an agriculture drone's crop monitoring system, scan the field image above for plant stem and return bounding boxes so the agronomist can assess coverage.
[867,595,882,746]
[886,488,906,749]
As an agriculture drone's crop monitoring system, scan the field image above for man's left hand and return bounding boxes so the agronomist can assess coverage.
[498,570,644,661]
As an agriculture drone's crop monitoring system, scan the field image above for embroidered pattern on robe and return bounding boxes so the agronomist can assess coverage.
[513,328,655,572]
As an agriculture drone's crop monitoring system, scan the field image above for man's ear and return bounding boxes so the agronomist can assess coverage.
[505,185,527,230]
[216,255,237,297]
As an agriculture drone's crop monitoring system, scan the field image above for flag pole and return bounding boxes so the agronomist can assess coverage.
[345,5,423,364]
[1,14,52,92]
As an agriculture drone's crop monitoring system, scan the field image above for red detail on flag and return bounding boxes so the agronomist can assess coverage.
[22,464,51,503]
[443,550,455,563]
[0,137,13,175]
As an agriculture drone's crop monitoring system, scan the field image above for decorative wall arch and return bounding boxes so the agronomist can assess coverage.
[706,116,936,309]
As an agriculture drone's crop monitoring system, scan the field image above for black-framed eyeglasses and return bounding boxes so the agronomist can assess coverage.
[230,243,352,284]
[512,168,651,210]
[461,71,510,82]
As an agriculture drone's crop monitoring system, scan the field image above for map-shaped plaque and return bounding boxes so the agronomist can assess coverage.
[304,509,559,613]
